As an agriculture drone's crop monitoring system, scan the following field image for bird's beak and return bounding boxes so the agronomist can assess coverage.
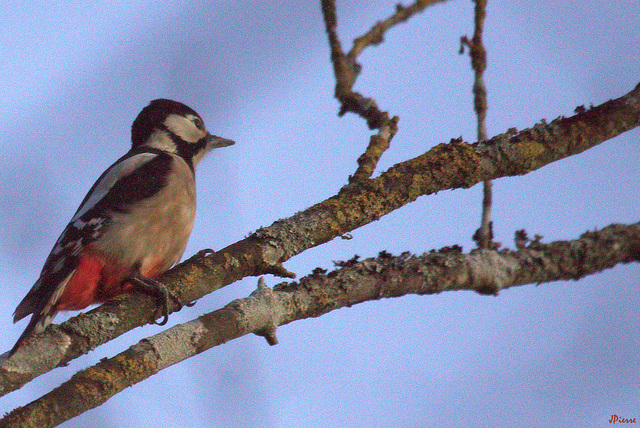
[206,134,235,150]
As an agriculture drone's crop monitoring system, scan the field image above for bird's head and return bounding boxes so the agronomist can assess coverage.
[131,99,234,167]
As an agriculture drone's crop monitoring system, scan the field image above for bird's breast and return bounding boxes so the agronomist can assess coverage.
[93,155,197,271]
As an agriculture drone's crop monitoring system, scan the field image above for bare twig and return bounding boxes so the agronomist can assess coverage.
[322,0,444,182]
[1,82,639,397]
[349,0,450,59]
[320,0,448,182]
[476,178,494,245]
[321,0,377,125]
[4,221,639,427]
[321,0,393,184]
[349,116,399,183]
[461,0,493,249]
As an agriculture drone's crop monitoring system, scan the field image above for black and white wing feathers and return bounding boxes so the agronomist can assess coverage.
[12,149,173,332]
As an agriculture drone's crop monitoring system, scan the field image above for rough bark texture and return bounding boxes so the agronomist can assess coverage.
[2,221,639,428]
[1,82,639,398]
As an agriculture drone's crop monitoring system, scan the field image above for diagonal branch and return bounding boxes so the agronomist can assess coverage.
[321,0,385,128]
[349,0,451,59]
[1,82,639,397]
[320,0,450,183]
[4,221,639,427]
[350,116,399,183]
[321,0,448,127]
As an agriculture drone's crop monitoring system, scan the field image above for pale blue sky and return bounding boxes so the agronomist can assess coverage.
[0,1,638,427]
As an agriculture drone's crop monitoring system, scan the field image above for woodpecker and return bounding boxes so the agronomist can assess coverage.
[10,99,234,356]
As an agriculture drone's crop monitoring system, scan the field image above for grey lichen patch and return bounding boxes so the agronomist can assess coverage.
[222,252,242,270]
[141,320,206,371]
[63,310,121,351]
[229,280,282,333]
[466,250,518,295]
[0,328,71,375]
[261,240,287,267]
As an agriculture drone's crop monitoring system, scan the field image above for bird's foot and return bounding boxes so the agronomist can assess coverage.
[128,273,187,325]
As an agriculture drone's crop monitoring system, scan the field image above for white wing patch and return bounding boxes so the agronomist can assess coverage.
[71,152,158,222]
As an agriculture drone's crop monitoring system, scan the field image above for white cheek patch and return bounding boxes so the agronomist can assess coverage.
[71,153,158,222]
[146,129,177,153]
[164,113,206,143]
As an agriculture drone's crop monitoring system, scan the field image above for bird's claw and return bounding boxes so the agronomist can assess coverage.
[128,273,187,326]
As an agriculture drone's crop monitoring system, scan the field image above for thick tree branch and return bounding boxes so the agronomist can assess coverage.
[3,221,639,427]
[1,82,638,397]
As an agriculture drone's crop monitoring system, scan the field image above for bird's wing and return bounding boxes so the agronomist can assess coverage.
[11,151,172,354]
[10,267,75,355]
[71,151,161,221]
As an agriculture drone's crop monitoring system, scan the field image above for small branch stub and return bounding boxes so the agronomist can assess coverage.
[253,277,280,346]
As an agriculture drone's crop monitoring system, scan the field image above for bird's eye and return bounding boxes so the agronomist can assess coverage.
[192,117,204,130]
